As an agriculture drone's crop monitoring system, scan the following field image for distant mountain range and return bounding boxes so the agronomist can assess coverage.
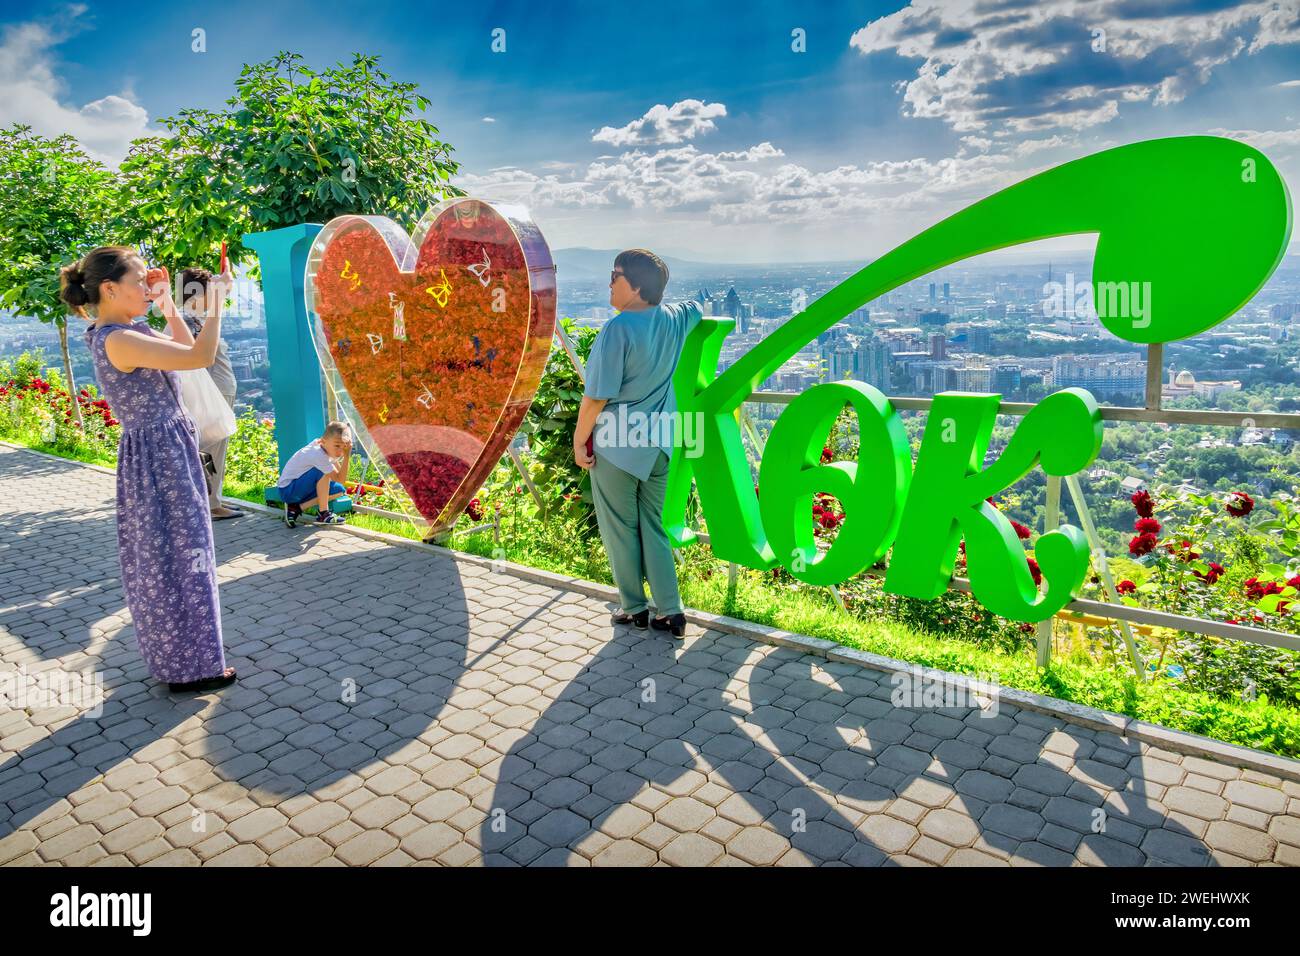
[551,249,1300,280]
[551,247,746,281]
[549,246,1124,281]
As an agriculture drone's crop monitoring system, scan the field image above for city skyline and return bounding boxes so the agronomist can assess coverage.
[5,247,1295,450]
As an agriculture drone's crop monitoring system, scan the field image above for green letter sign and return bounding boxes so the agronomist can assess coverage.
[884,389,1101,620]
[665,136,1292,622]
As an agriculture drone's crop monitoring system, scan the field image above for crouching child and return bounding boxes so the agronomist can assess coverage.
[277,421,352,527]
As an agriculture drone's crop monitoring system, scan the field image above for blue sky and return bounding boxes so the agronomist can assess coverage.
[3,0,1299,262]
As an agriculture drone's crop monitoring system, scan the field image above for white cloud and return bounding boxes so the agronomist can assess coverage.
[850,0,1300,133]
[716,142,785,162]
[1014,135,1073,156]
[0,8,153,166]
[462,5,1300,259]
[481,116,496,123]
[1208,126,1300,151]
[592,99,727,146]
[454,166,614,208]
[456,136,1028,230]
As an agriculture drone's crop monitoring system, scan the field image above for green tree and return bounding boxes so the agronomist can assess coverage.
[0,125,120,428]
[118,51,463,273]
[518,319,599,535]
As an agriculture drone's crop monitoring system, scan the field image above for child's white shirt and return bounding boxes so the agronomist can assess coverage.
[277,439,339,488]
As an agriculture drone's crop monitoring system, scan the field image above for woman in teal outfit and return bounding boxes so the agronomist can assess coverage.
[572,249,701,637]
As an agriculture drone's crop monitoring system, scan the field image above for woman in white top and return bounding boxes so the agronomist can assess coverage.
[179,267,243,520]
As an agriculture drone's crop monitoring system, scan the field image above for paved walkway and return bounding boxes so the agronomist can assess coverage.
[1,443,1298,867]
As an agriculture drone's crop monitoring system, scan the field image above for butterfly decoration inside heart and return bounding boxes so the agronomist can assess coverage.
[305,198,557,534]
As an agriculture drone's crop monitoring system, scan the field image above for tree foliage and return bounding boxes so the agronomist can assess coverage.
[0,125,118,326]
[0,124,121,424]
[118,51,464,272]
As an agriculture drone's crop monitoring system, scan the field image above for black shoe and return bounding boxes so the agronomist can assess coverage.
[284,504,301,528]
[613,609,649,629]
[169,668,237,693]
[651,613,687,637]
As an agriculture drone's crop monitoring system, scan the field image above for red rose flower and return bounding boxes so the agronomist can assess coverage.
[1225,492,1254,518]
[820,445,833,463]
[1134,517,1161,535]
[1116,579,1136,595]
[1131,490,1154,517]
[466,497,484,521]
[1287,574,1300,590]
[1010,520,1032,540]
[1193,562,1225,585]
[1026,557,1042,586]
[1128,533,1158,557]
[1244,577,1284,601]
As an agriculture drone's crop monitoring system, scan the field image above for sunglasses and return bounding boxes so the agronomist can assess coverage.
[610,269,625,284]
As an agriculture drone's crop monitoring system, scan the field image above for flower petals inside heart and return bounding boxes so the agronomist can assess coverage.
[308,201,555,529]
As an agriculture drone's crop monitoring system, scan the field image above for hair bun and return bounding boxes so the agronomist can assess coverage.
[59,261,90,309]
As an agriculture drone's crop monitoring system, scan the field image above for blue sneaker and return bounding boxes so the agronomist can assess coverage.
[316,511,346,525]
[284,503,301,528]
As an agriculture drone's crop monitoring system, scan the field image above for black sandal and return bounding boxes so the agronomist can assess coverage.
[168,668,237,693]
[613,609,649,629]
[651,613,687,637]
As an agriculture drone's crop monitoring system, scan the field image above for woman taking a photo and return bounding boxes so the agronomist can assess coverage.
[179,266,243,521]
[573,249,701,637]
[62,246,237,693]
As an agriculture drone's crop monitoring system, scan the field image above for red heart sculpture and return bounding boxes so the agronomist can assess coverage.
[306,199,556,532]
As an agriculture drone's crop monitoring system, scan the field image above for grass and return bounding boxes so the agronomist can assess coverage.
[223,478,428,540]
[2,435,117,469]
[9,432,1300,759]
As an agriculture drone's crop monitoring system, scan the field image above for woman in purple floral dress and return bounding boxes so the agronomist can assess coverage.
[61,246,236,693]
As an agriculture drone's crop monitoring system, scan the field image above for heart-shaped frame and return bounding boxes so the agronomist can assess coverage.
[305,198,556,533]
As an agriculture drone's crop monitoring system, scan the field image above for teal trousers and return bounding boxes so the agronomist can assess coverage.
[589,449,683,616]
